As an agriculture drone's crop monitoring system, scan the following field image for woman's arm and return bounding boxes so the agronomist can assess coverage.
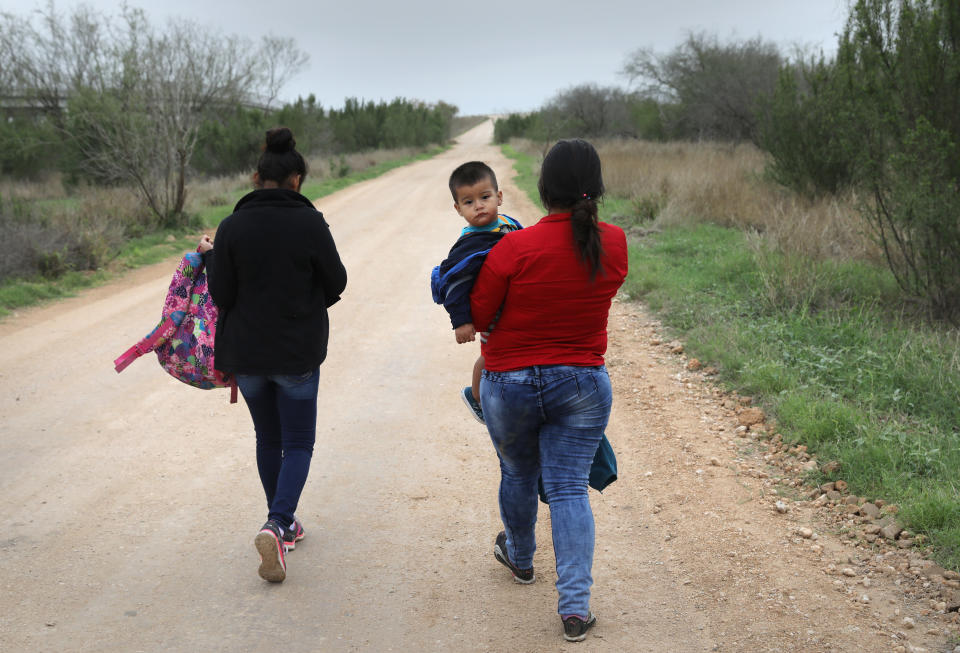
[470,238,515,331]
[312,215,347,307]
[207,220,238,310]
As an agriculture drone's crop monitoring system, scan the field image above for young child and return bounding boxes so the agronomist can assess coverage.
[431,161,521,423]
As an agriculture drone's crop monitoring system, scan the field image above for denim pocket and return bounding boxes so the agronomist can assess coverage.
[273,369,317,387]
[277,371,313,386]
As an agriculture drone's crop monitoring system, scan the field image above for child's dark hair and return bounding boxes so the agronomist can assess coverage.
[257,126,307,186]
[537,139,605,278]
[448,161,498,201]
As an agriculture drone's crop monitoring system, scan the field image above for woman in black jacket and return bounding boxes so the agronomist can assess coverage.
[201,127,347,583]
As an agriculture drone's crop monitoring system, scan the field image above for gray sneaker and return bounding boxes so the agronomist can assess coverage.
[254,520,286,582]
[282,517,305,551]
[493,531,534,584]
[562,612,597,642]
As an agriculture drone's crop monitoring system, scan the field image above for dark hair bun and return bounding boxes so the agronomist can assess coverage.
[265,127,296,154]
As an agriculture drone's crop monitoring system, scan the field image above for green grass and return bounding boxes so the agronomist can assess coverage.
[502,143,541,209]
[0,145,448,318]
[504,147,960,570]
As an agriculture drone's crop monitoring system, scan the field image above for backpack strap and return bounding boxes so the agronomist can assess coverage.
[230,378,238,404]
[113,315,178,373]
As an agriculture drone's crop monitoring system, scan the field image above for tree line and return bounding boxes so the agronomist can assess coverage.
[192,95,456,179]
[0,3,457,224]
[496,0,959,323]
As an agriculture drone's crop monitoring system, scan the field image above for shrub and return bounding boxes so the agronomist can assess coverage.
[757,56,858,197]
[844,0,960,322]
[758,0,960,322]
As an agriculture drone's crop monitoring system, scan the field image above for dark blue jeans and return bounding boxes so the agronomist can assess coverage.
[480,364,612,617]
[236,369,320,529]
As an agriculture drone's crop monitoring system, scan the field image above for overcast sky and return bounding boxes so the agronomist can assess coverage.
[2,0,850,116]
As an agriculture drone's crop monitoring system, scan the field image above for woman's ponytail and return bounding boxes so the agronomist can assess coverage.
[538,139,605,279]
[570,196,603,278]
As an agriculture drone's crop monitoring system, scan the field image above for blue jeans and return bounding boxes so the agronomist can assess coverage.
[236,369,320,528]
[481,364,612,617]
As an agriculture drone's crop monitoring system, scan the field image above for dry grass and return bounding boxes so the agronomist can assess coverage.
[327,147,427,173]
[0,172,71,202]
[0,185,143,280]
[0,144,438,285]
[185,146,431,211]
[511,138,882,265]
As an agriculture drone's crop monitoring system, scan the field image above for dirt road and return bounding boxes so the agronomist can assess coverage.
[0,121,954,652]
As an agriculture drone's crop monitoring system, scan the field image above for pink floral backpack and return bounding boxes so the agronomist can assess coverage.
[114,251,237,402]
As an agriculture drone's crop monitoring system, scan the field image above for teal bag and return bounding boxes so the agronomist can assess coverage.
[589,433,618,492]
[538,433,618,504]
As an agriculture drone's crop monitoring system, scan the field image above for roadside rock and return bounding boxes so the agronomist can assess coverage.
[859,502,881,519]
[881,522,904,540]
[738,407,765,427]
[821,460,841,474]
[945,593,960,612]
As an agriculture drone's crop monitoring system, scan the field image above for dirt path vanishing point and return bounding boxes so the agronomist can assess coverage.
[1,121,956,653]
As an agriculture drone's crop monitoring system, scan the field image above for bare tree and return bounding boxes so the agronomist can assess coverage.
[622,32,782,141]
[0,3,308,222]
[541,84,636,140]
[259,35,310,109]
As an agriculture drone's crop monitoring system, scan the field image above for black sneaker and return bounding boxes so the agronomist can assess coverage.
[493,531,534,584]
[282,517,305,551]
[562,612,597,642]
[254,520,286,582]
[461,386,485,424]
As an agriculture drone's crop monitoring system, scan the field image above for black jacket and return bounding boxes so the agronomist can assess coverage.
[207,188,347,375]
[431,231,508,329]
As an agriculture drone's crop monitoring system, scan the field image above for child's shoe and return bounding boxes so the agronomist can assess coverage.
[254,520,287,582]
[461,386,485,424]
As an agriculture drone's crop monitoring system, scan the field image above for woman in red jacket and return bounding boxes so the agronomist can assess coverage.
[470,139,628,642]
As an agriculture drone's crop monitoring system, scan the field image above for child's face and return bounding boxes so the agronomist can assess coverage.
[454,177,503,228]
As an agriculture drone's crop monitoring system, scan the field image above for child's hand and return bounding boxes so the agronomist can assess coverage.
[454,323,476,344]
[197,235,213,253]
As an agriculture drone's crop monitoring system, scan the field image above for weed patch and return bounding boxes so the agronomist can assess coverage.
[0,146,446,316]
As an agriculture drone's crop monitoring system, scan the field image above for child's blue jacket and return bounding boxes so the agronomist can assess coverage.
[431,214,522,329]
